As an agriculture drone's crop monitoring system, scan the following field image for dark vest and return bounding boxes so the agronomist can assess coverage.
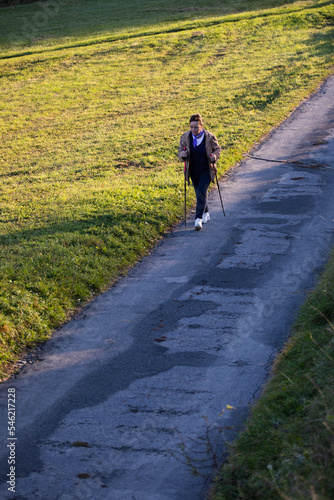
[190,135,209,175]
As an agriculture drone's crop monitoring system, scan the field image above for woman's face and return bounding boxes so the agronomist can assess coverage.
[190,121,203,136]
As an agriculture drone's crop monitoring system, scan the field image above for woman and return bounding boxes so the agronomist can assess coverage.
[177,113,221,230]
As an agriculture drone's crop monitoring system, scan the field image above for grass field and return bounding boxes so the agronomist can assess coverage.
[0,0,320,54]
[0,0,333,378]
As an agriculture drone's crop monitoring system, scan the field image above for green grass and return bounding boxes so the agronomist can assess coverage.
[0,0,333,379]
[0,0,317,54]
[210,249,334,500]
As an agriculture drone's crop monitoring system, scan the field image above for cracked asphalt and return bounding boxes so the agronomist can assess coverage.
[1,74,334,500]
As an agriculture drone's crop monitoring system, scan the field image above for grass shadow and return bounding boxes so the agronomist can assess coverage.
[0,0,328,55]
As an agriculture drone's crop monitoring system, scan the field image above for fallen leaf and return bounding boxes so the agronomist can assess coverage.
[154,336,167,342]
[71,441,90,448]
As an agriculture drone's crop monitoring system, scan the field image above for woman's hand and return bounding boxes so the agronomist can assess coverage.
[210,154,217,173]
[180,150,188,159]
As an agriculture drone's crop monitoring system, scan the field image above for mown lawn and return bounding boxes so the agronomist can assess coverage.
[0,0,333,383]
[0,0,315,53]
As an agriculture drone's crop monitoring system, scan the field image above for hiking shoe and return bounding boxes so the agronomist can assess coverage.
[202,212,210,224]
[194,218,202,230]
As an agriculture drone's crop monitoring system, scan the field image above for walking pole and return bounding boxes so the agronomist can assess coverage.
[210,154,226,216]
[215,172,226,217]
[183,148,187,227]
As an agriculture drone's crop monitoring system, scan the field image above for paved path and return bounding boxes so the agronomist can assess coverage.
[1,75,334,500]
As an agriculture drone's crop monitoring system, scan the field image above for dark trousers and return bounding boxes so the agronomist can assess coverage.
[190,169,211,219]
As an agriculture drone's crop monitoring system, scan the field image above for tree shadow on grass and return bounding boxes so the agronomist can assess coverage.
[1,0,332,58]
